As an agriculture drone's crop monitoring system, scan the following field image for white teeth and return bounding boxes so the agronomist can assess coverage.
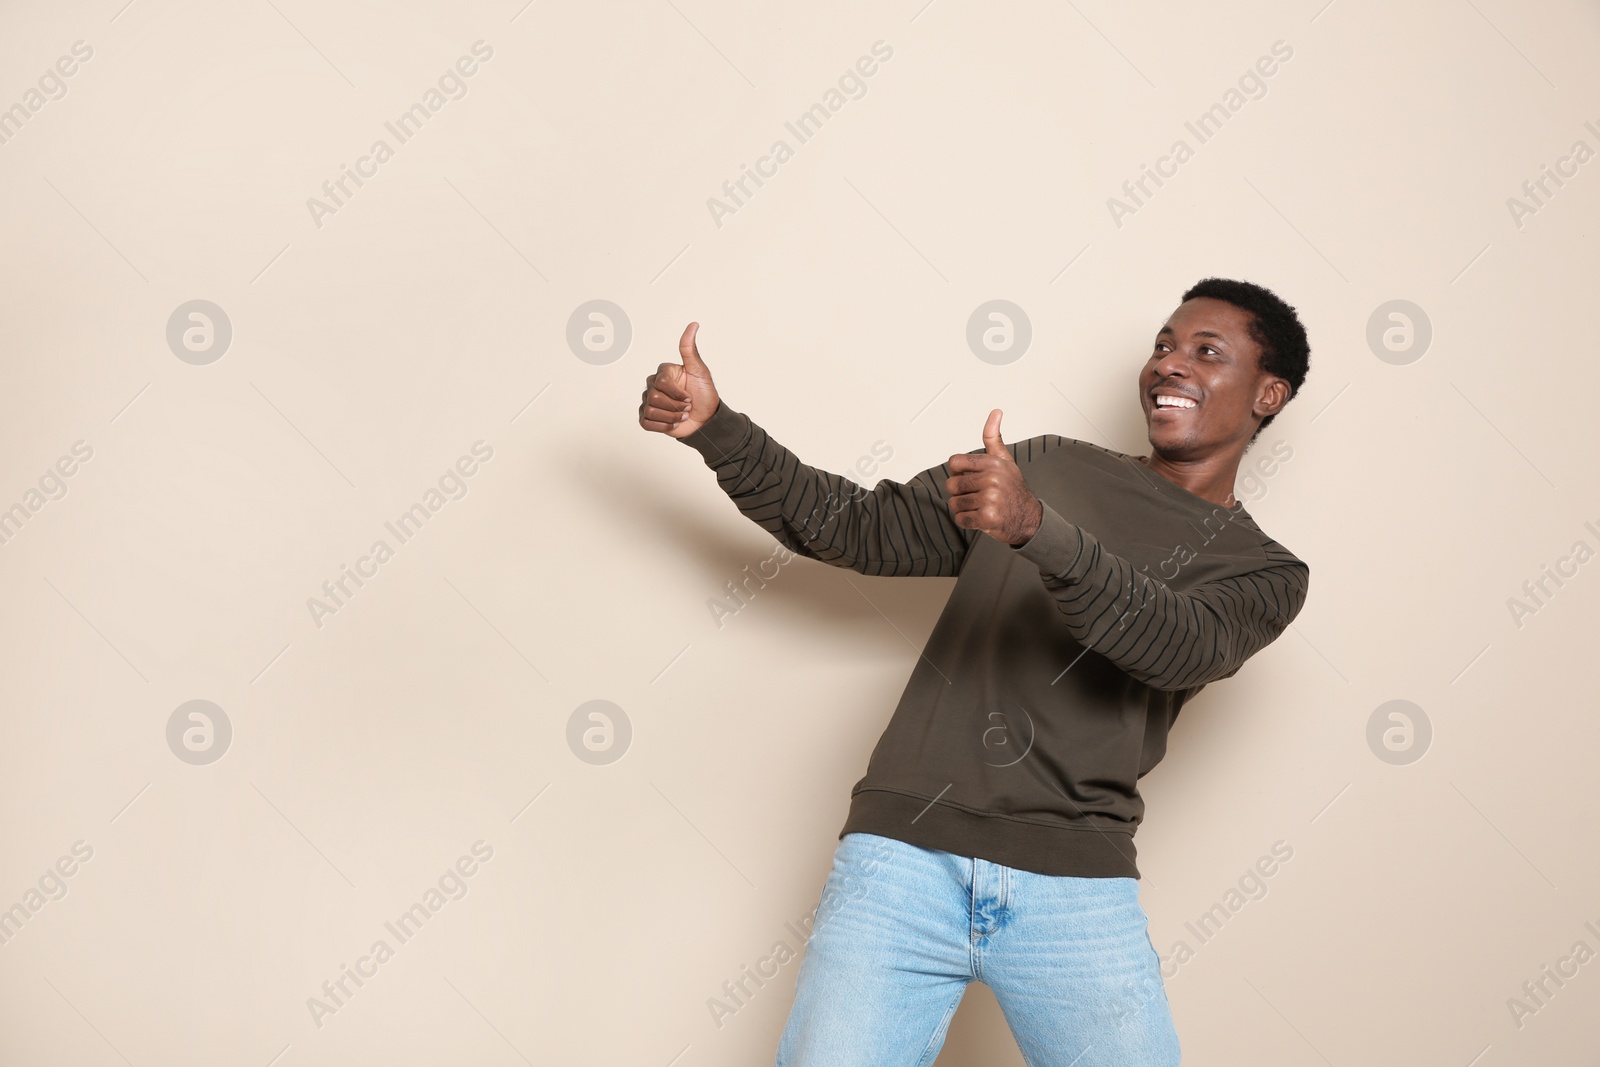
[1154,395,1196,408]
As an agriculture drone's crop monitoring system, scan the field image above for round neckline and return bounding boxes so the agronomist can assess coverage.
[1122,453,1244,513]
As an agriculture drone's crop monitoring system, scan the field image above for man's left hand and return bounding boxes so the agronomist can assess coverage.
[946,409,1044,546]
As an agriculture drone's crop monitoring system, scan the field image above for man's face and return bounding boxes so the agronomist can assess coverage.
[1139,297,1282,459]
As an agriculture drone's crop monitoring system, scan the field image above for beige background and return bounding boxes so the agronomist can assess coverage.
[1,0,1596,1064]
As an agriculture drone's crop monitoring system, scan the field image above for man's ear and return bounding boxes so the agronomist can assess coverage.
[1254,377,1291,419]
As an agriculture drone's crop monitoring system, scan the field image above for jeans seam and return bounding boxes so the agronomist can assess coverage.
[914,985,968,1067]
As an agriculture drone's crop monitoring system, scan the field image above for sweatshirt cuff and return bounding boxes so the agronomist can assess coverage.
[679,400,751,465]
[1010,500,1087,579]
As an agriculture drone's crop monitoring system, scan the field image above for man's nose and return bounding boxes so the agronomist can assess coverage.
[1154,350,1192,376]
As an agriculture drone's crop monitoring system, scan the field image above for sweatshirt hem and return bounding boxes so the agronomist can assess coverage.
[840,787,1141,879]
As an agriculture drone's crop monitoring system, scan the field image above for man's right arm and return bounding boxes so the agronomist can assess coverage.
[681,400,978,578]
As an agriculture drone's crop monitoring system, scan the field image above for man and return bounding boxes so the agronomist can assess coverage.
[638,277,1311,1066]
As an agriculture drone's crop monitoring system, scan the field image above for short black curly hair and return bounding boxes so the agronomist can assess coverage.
[1179,277,1310,439]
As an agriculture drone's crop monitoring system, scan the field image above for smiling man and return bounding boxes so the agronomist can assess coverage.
[639,277,1312,1066]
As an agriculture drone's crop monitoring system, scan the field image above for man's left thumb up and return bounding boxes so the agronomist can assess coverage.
[983,408,1010,459]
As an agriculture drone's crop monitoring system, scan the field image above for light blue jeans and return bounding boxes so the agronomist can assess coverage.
[775,832,1181,1066]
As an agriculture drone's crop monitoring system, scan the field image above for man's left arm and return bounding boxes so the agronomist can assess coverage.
[945,409,1308,692]
[1009,500,1310,692]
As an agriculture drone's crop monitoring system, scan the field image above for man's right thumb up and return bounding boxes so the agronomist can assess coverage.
[680,322,708,374]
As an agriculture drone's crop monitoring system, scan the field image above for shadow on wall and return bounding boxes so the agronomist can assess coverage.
[938,981,1032,1066]
[569,444,961,654]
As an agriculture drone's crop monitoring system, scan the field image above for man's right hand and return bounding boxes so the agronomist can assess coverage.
[639,321,721,439]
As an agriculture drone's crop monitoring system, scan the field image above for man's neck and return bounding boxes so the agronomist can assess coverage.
[1136,452,1239,508]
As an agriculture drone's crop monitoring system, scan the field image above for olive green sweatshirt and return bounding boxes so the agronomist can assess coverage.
[680,400,1309,878]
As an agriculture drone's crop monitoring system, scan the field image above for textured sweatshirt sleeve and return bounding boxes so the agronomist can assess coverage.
[678,400,980,577]
[1010,500,1309,691]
